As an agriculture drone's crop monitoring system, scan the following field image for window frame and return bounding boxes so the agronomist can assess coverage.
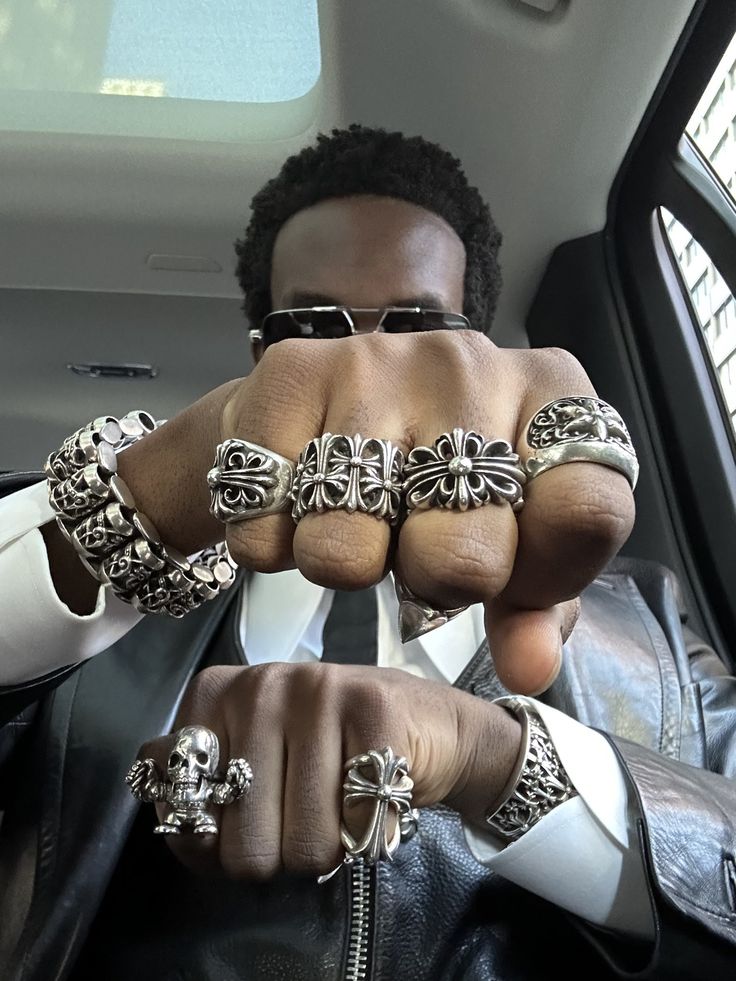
[607,0,736,662]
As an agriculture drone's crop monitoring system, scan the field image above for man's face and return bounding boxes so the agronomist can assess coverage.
[254,195,467,361]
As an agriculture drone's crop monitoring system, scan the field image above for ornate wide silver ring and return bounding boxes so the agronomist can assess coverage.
[292,433,405,524]
[207,438,296,522]
[523,396,639,490]
[403,428,526,513]
[125,725,253,836]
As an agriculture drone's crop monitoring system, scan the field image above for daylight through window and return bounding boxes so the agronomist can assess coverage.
[663,210,736,433]
[0,0,321,104]
[687,33,736,198]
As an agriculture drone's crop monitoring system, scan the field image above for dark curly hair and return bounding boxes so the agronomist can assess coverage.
[234,124,502,332]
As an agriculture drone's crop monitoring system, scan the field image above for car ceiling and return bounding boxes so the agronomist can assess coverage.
[1,0,697,470]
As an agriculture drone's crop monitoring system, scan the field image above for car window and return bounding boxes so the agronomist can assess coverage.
[662,210,736,432]
[686,33,736,198]
[660,29,736,436]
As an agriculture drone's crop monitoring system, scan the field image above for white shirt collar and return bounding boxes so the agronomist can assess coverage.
[243,570,326,665]
[242,570,485,683]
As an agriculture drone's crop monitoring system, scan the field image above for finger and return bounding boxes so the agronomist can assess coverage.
[223,341,328,573]
[503,351,635,612]
[376,332,529,608]
[395,363,520,607]
[485,598,580,696]
[139,666,275,880]
[137,729,224,876]
[164,671,238,873]
[292,335,411,590]
[396,504,519,609]
[502,464,634,611]
[217,667,286,881]
[340,675,407,851]
[281,669,344,875]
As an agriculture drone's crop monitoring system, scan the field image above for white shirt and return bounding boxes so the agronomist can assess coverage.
[0,479,654,939]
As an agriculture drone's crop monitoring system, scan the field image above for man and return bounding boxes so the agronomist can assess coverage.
[0,125,734,980]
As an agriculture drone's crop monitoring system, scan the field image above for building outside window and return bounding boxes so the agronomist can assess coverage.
[663,34,736,433]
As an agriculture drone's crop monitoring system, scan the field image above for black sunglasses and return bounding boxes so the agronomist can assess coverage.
[249,306,471,348]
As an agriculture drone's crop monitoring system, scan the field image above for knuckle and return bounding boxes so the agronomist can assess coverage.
[344,676,401,740]
[554,498,632,550]
[245,660,292,697]
[281,829,341,875]
[225,516,294,573]
[404,526,513,603]
[136,739,164,762]
[294,518,386,589]
[519,348,593,411]
[534,346,586,383]
[314,659,343,686]
[363,680,400,722]
[220,835,280,881]
[219,662,289,730]
[244,340,325,440]
[310,336,412,446]
[537,489,634,555]
[177,666,234,721]
[256,338,318,386]
[416,328,494,379]
[291,661,340,708]
[453,327,495,359]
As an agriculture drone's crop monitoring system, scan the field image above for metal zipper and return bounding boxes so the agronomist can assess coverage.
[345,859,373,981]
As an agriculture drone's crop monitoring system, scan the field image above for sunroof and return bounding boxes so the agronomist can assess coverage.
[0,0,321,140]
[102,0,320,103]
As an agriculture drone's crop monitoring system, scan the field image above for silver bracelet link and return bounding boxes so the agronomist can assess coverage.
[45,411,236,617]
[485,697,578,841]
[45,411,156,487]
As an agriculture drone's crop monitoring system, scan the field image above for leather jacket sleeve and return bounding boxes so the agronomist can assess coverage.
[583,560,736,978]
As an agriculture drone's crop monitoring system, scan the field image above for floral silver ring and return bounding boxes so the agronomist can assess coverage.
[402,428,526,513]
[207,438,296,523]
[523,397,639,490]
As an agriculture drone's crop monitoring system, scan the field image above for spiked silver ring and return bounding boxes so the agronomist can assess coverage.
[393,574,468,643]
[292,433,405,524]
[208,438,295,522]
[403,428,526,512]
[523,397,638,490]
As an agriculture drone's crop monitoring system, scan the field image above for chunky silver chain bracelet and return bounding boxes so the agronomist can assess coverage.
[484,697,578,841]
[45,411,237,618]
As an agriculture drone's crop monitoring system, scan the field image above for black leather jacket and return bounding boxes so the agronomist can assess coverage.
[0,473,735,980]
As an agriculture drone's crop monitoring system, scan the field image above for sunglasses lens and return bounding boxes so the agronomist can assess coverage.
[262,309,354,347]
[262,313,305,346]
[381,310,468,333]
[380,310,422,333]
[262,308,469,347]
[309,309,353,339]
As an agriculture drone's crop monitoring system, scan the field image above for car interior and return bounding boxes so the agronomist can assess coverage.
[1,0,735,668]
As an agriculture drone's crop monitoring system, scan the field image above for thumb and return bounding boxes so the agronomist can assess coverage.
[484,598,580,696]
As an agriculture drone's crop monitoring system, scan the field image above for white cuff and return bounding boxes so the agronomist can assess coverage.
[463,699,654,940]
[0,482,142,685]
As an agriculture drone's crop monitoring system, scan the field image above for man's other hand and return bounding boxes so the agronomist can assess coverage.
[136,662,523,880]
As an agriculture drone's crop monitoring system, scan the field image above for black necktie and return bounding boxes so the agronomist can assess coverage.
[321,587,378,665]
